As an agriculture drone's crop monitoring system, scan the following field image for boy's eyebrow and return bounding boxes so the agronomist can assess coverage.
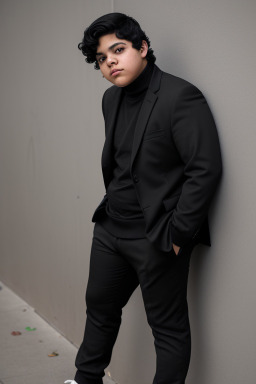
[96,42,127,56]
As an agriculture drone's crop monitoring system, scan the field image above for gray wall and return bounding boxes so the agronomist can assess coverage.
[0,1,255,383]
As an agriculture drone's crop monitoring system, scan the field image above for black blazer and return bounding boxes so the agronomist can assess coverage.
[92,65,222,252]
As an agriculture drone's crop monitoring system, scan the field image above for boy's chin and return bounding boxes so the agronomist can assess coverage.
[112,78,133,87]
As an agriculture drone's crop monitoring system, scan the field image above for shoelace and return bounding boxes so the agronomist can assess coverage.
[64,381,77,384]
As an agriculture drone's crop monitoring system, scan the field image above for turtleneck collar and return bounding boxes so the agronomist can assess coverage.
[123,62,154,100]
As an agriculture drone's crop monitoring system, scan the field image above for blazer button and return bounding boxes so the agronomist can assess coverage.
[133,174,139,183]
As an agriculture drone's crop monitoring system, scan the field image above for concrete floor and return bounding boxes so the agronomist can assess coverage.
[0,281,115,384]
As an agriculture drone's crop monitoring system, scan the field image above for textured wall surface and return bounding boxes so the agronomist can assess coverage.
[0,0,113,345]
[1,1,256,383]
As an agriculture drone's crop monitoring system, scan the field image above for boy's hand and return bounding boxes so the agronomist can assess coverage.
[173,243,181,255]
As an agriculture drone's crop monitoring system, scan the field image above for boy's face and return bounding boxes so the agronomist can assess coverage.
[96,33,148,87]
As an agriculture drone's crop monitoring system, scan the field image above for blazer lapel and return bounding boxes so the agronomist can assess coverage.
[130,65,163,168]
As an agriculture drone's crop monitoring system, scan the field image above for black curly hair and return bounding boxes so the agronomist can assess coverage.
[78,12,156,70]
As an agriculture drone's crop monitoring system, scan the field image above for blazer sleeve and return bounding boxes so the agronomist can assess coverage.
[170,84,222,246]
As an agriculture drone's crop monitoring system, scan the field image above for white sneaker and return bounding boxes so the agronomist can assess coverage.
[64,381,78,384]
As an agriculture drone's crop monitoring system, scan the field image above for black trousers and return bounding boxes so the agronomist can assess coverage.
[75,222,195,384]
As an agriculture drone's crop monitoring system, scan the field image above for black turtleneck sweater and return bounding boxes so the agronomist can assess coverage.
[99,62,154,238]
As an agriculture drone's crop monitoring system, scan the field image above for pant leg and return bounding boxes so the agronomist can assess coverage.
[75,223,139,384]
[118,236,195,384]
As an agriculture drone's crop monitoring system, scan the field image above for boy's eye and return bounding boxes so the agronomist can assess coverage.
[98,56,105,63]
[115,47,124,53]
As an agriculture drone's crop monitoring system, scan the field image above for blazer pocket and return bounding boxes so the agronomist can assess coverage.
[163,194,180,212]
[143,129,165,141]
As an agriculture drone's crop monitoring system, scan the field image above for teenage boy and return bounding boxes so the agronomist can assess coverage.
[65,12,222,384]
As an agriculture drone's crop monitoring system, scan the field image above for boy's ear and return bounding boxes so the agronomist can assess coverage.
[140,40,148,58]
